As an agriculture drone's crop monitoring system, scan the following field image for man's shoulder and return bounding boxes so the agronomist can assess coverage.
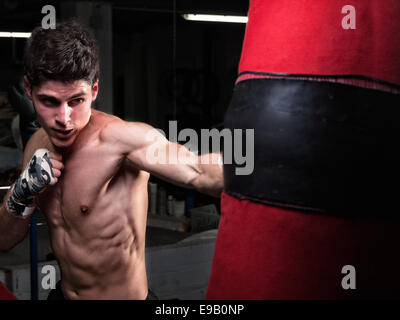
[98,113,154,143]
[95,110,124,140]
[29,128,51,147]
[91,109,123,132]
[22,128,52,166]
[97,113,161,155]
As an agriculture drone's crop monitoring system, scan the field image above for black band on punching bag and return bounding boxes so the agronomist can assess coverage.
[223,78,400,217]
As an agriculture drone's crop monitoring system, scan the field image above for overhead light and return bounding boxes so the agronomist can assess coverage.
[183,14,248,24]
[0,32,31,38]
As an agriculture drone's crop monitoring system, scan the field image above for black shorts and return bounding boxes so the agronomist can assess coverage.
[47,280,158,300]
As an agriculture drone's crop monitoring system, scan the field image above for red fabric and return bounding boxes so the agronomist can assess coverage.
[0,282,17,300]
[207,193,400,299]
[239,0,400,86]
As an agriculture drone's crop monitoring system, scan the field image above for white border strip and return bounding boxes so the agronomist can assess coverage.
[0,32,31,38]
[182,14,248,24]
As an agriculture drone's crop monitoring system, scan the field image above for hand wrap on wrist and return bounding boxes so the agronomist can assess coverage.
[6,149,55,218]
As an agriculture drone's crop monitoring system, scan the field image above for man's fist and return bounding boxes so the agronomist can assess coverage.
[6,149,63,218]
[48,151,64,184]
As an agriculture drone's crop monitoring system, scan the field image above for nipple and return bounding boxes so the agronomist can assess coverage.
[80,205,89,215]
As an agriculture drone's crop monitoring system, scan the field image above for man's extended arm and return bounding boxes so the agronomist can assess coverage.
[105,120,223,197]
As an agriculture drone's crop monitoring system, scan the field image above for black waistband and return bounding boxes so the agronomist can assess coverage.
[223,78,400,217]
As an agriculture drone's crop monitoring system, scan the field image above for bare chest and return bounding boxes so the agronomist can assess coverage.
[36,142,124,227]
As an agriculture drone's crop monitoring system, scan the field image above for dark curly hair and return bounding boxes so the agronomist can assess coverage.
[24,20,99,88]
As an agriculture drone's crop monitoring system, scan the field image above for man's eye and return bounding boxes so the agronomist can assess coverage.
[41,99,56,106]
[69,98,84,106]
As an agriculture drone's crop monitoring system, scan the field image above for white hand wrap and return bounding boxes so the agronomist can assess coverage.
[6,149,56,218]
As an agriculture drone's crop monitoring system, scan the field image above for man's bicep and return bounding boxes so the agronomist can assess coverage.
[108,120,162,156]
[124,122,169,168]
[127,138,201,189]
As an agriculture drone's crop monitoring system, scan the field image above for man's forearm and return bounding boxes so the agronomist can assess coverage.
[194,153,224,198]
[0,188,31,252]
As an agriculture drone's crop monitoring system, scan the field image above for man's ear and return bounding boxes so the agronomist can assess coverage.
[91,79,99,101]
[23,76,33,100]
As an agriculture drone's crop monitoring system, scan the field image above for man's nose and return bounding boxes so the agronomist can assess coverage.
[55,103,72,126]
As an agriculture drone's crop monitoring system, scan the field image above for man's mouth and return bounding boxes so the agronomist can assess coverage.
[52,128,74,138]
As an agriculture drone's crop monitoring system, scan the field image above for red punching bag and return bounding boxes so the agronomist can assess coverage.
[207,0,400,299]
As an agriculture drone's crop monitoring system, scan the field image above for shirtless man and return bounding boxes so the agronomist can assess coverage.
[0,21,223,300]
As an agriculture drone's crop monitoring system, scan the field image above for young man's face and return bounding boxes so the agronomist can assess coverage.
[25,78,99,149]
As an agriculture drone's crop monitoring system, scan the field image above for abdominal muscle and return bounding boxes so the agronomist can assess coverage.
[40,167,150,300]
